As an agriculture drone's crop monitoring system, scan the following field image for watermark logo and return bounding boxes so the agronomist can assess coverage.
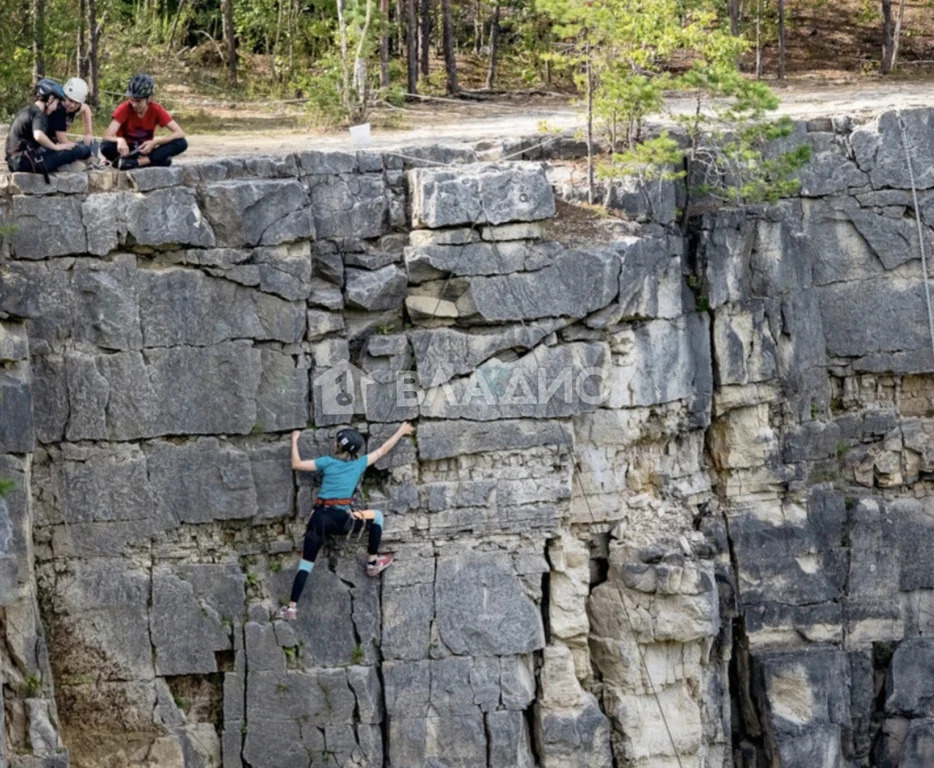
[313,361,374,417]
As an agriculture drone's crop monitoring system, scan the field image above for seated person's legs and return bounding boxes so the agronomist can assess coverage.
[100,140,121,162]
[42,144,91,172]
[147,137,188,166]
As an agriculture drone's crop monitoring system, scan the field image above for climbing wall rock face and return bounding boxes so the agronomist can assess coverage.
[3,110,934,768]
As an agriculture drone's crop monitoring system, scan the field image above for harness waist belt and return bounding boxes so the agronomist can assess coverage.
[318,498,353,506]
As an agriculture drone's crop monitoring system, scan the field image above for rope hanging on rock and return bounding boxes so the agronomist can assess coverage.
[896,111,934,364]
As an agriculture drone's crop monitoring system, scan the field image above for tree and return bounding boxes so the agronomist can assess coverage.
[485,0,500,89]
[441,0,458,93]
[32,0,45,81]
[540,0,808,219]
[420,0,431,77]
[380,0,390,88]
[777,0,785,79]
[881,0,894,74]
[221,0,238,84]
[406,0,418,91]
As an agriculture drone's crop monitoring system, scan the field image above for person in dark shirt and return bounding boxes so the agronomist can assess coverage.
[101,73,187,170]
[5,79,92,175]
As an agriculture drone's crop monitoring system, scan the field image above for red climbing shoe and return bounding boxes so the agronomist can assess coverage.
[276,605,297,621]
[366,554,394,577]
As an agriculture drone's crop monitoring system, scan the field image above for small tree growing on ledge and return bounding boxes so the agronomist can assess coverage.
[541,0,810,223]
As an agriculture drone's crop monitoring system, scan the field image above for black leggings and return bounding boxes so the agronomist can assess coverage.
[101,137,188,166]
[289,506,383,603]
[7,143,91,173]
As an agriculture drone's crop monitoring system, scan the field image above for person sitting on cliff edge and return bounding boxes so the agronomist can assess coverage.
[5,78,92,176]
[276,422,415,622]
[101,73,188,170]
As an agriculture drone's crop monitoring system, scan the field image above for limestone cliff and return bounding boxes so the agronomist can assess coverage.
[1,109,933,768]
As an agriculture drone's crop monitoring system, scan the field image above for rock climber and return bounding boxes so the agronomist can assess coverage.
[5,78,92,176]
[50,77,94,148]
[101,73,188,170]
[277,422,415,621]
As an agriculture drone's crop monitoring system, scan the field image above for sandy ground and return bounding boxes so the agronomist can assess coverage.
[176,79,934,162]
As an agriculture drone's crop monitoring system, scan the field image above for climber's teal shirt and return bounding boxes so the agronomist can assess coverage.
[316,455,368,499]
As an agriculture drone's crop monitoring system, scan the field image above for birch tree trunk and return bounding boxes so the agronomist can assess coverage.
[881,0,894,74]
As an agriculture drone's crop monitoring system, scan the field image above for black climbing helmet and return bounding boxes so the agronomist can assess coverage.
[336,428,365,456]
[35,78,65,103]
[126,73,155,99]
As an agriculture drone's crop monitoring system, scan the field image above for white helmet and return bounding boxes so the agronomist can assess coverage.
[63,77,89,104]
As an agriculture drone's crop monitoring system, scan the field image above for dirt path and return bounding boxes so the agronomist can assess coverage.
[142,78,934,162]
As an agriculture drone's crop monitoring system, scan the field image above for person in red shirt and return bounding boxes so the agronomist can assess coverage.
[101,74,188,170]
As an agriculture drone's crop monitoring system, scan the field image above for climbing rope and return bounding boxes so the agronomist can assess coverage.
[897,111,934,364]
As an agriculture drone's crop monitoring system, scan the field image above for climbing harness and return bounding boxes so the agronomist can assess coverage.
[896,111,934,363]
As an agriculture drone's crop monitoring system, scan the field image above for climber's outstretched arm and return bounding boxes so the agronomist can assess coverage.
[366,422,415,467]
[291,430,318,472]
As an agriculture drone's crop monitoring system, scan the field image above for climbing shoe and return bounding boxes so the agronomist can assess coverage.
[276,605,297,621]
[366,554,394,577]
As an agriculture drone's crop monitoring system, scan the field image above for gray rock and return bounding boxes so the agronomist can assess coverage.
[298,150,357,175]
[457,248,620,323]
[0,321,29,362]
[12,171,88,195]
[311,241,343,285]
[82,193,131,256]
[126,187,216,247]
[798,152,869,196]
[604,172,678,224]
[382,584,434,661]
[306,309,345,340]
[0,363,35,453]
[435,552,545,656]
[308,278,344,310]
[818,277,934,368]
[852,109,934,190]
[488,711,535,768]
[848,207,934,271]
[886,639,934,717]
[309,174,387,239]
[405,240,560,283]
[146,438,258,524]
[145,343,262,437]
[72,256,143,350]
[409,321,560,387]
[10,195,86,258]
[345,265,407,311]
[389,714,487,768]
[410,162,555,228]
[729,491,847,607]
[53,559,154,680]
[695,211,754,309]
[252,242,313,300]
[127,166,184,191]
[248,443,294,521]
[417,417,573,460]
[200,179,314,246]
[606,314,712,412]
[151,565,241,675]
[898,719,934,768]
[712,303,778,386]
[255,347,309,432]
[419,341,608,420]
[344,249,398,270]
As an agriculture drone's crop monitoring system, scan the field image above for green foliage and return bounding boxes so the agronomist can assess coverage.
[350,644,365,664]
[24,672,41,697]
[0,477,16,497]
[541,0,808,218]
